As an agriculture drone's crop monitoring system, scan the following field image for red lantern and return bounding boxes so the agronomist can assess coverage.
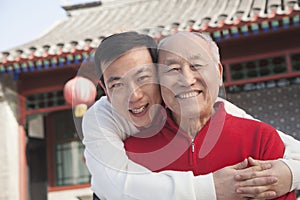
[63,76,97,117]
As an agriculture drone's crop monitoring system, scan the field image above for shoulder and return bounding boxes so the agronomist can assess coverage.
[226,114,277,133]
[225,115,283,151]
[83,96,138,137]
[217,98,254,119]
[83,96,113,126]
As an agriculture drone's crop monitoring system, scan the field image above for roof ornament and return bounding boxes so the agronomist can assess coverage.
[160,26,171,37]
[98,36,106,42]
[268,4,279,18]
[140,28,150,35]
[77,40,85,51]
[84,38,93,51]
[8,51,17,62]
[63,43,72,53]
[29,47,37,59]
[171,22,180,33]
[187,20,195,32]
[251,7,261,22]
[234,10,244,24]
[15,49,24,61]
[2,52,10,63]
[34,47,43,57]
[56,43,64,55]
[90,38,101,48]
[200,17,211,31]
[155,25,164,40]
[286,0,297,13]
[23,49,31,59]
[42,45,50,57]
[217,14,227,27]
[70,41,79,52]
[48,45,58,55]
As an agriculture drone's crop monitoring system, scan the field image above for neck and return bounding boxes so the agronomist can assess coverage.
[172,111,213,138]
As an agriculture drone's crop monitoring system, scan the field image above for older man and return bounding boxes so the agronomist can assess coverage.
[124,32,296,199]
[83,32,300,200]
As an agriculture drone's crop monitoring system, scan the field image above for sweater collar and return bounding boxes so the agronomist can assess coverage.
[165,101,226,137]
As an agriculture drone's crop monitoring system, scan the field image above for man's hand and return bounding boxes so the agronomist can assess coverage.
[235,157,293,199]
[213,159,249,200]
[214,158,277,200]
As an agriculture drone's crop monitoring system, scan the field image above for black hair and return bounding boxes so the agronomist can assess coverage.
[94,31,158,85]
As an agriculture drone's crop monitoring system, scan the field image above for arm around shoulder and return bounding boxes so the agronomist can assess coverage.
[278,130,300,191]
[82,97,217,200]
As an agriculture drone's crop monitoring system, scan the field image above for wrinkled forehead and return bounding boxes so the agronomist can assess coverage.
[158,32,212,63]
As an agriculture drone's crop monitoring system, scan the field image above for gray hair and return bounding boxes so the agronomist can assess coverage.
[192,32,220,63]
[158,31,221,64]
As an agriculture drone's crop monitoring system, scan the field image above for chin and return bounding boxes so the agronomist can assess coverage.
[133,119,151,128]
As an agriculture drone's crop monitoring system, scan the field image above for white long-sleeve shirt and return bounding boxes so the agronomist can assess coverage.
[82,96,300,200]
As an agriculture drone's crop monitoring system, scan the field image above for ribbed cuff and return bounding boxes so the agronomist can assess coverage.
[194,173,216,200]
[280,159,300,191]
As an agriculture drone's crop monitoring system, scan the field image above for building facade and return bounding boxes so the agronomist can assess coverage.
[0,0,299,199]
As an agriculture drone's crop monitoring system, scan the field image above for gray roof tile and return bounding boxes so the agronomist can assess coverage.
[1,0,299,62]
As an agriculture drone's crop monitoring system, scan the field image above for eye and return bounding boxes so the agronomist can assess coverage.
[168,68,180,72]
[137,75,150,82]
[166,64,181,72]
[110,82,124,89]
[190,64,203,70]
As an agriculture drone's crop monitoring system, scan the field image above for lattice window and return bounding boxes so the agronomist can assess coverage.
[55,141,90,186]
[26,90,66,110]
[25,87,104,111]
[229,56,287,81]
[49,109,90,186]
[291,53,300,72]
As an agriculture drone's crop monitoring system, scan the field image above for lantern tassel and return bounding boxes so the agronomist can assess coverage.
[74,104,88,117]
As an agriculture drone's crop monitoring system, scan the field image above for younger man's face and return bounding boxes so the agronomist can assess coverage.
[102,47,162,127]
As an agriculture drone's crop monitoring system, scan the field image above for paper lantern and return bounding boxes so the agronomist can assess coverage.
[63,76,97,117]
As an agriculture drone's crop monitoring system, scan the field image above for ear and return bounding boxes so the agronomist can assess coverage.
[217,63,223,86]
[98,80,111,102]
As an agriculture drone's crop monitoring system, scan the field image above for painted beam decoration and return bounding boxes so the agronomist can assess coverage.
[0,0,299,82]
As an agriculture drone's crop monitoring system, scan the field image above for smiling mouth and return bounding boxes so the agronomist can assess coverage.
[129,103,149,114]
[176,91,202,99]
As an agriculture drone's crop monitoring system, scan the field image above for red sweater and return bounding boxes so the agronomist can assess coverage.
[125,102,295,199]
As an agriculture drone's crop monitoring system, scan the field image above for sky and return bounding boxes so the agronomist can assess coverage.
[0,0,96,52]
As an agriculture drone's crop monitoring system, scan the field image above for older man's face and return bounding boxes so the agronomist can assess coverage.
[158,33,223,122]
[102,47,162,128]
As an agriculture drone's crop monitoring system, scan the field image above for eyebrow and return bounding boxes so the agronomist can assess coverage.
[164,58,182,65]
[133,65,152,76]
[107,76,121,84]
[106,65,152,84]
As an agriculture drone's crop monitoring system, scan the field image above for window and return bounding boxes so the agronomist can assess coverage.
[55,141,90,186]
[47,110,90,187]
[26,90,66,110]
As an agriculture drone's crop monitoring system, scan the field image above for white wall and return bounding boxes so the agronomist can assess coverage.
[0,87,20,200]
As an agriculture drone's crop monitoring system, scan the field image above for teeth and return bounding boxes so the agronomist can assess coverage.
[131,106,146,114]
[177,91,199,99]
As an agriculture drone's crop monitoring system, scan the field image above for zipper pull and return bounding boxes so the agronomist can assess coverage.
[191,139,195,153]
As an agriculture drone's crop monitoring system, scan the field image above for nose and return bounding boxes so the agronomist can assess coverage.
[128,83,143,103]
[180,67,197,86]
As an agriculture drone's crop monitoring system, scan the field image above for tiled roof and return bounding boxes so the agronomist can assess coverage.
[1,0,299,64]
